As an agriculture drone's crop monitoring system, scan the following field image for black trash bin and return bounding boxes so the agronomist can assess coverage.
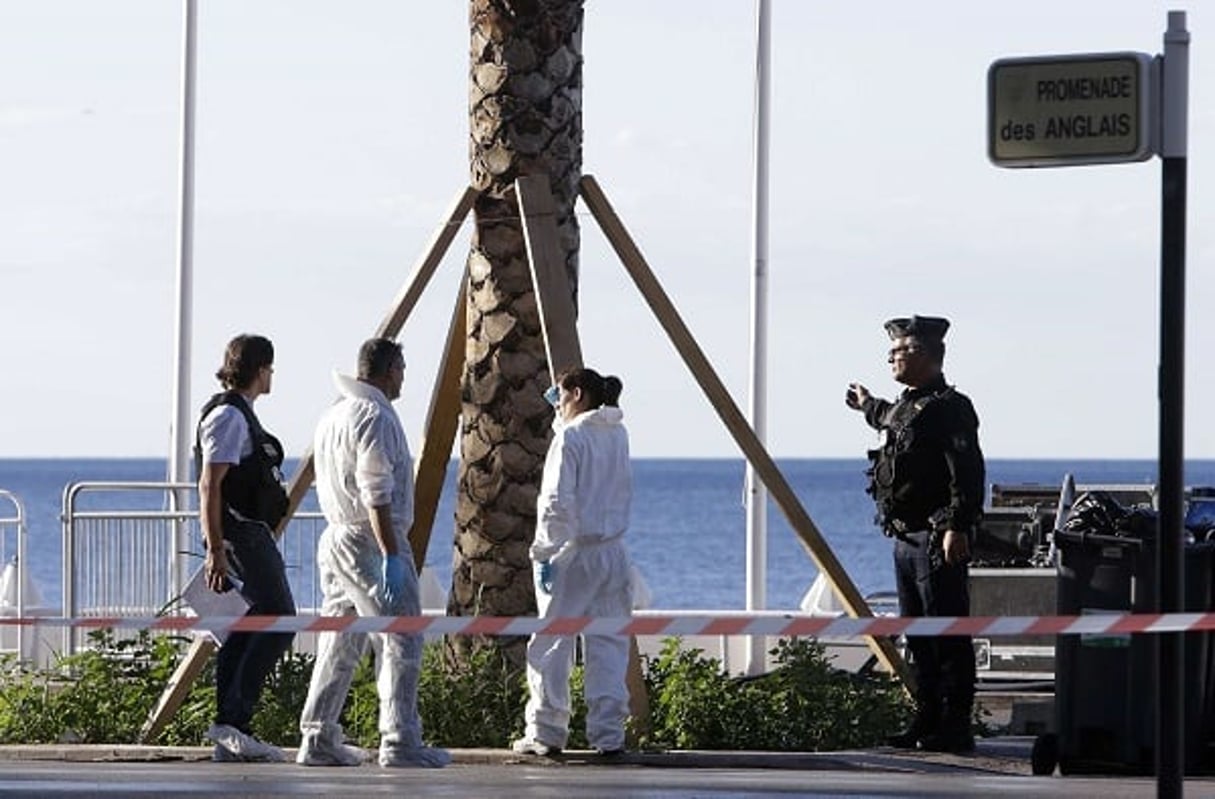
[1050,529,1215,775]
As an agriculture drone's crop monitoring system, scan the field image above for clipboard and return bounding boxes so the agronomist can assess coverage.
[181,565,250,645]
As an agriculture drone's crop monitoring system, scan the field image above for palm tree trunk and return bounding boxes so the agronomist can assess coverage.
[451,0,583,647]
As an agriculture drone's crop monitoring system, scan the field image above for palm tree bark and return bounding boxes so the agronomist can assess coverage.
[451,0,583,644]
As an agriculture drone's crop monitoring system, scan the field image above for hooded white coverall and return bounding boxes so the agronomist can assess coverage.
[298,372,445,767]
[523,405,633,752]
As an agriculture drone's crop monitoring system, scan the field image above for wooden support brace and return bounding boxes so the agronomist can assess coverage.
[139,636,215,743]
[407,275,467,569]
[517,174,583,376]
[577,174,913,692]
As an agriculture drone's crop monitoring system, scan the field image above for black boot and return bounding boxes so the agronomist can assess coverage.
[920,727,975,754]
[885,726,923,749]
[920,705,974,754]
[885,705,939,749]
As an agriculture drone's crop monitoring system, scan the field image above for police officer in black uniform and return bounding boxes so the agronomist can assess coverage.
[846,315,985,754]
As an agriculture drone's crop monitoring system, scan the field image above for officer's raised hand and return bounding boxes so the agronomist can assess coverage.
[941,529,970,566]
[845,383,870,411]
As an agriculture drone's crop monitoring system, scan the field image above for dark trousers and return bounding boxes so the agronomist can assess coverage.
[893,531,975,733]
[216,515,296,731]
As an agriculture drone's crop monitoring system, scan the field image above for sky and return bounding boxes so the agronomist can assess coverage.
[1,1,1212,461]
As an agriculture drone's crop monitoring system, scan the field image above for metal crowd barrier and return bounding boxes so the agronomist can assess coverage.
[60,481,327,657]
[0,488,31,661]
[54,481,859,675]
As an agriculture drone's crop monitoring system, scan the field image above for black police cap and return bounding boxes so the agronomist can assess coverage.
[884,315,950,341]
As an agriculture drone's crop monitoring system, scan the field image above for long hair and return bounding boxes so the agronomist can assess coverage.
[215,334,274,390]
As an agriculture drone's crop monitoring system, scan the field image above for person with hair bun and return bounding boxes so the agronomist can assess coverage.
[513,367,634,758]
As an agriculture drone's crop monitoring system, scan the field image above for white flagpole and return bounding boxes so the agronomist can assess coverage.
[168,0,198,597]
[744,0,771,676]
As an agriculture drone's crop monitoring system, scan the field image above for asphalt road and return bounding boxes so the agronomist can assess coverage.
[0,741,1208,798]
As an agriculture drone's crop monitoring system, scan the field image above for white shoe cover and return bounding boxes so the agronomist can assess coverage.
[378,745,451,768]
[296,737,370,767]
[206,724,287,763]
[511,737,561,756]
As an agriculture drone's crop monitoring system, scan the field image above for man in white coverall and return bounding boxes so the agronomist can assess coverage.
[296,338,449,769]
[512,367,633,757]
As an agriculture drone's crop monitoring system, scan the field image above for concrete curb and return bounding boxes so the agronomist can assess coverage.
[0,740,1034,775]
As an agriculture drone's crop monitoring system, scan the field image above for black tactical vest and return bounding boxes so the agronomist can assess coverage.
[194,391,289,529]
[865,388,955,535]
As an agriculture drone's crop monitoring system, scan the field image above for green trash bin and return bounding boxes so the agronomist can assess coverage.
[1050,530,1215,775]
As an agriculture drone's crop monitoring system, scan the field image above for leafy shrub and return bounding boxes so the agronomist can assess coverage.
[0,632,910,752]
[0,655,65,743]
[0,630,193,744]
[417,640,528,747]
[640,637,912,751]
[414,639,588,749]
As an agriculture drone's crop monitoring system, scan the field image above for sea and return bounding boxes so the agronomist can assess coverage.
[1,458,1214,613]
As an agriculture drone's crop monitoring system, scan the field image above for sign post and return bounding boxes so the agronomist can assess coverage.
[989,13,1189,796]
[1155,13,1189,799]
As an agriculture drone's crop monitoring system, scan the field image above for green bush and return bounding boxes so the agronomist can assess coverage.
[0,632,910,752]
[418,641,527,748]
[0,630,196,744]
[640,637,912,751]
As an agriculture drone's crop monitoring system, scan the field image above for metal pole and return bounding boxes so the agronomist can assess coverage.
[168,0,198,600]
[1156,10,1188,799]
[744,0,772,676]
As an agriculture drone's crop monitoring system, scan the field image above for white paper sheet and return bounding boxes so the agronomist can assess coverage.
[181,565,250,645]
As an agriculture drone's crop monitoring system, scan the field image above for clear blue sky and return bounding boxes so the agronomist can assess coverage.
[2,1,1211,460]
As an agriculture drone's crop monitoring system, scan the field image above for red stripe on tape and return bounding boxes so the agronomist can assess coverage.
[863,618,912,637]
[385,616,433,634]
[461,617,514,636]
[702,618,754,636]
[232,615,277,632]
[943,616,991,636]
[779,618,831,636]
[307,616,357,633]
[622,617,675,635]
[1108,613,1160,634]
[540,616,591,635]
[152,617,201,632]
[1024,616,1074,635]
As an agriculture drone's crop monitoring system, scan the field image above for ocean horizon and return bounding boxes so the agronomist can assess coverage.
[2,457,1214,613]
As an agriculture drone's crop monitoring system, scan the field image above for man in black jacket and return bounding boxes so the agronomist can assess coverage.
[846,315,985,754]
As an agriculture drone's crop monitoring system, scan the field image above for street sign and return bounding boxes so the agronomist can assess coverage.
[988,52,1154,167]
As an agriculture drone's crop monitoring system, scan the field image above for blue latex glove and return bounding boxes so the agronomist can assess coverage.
[538,560,554,595]
[381,553,407,608]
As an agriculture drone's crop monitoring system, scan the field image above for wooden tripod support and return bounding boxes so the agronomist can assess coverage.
[140,173,909,744]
